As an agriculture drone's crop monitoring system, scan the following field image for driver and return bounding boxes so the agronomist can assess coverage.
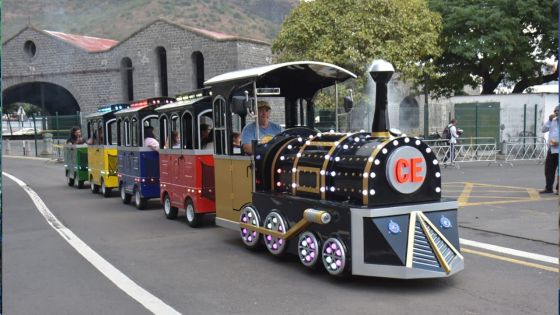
[241,100,283,154]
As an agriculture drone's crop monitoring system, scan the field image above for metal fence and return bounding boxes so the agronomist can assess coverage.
[424,137,497,166]
[504,137,547,162]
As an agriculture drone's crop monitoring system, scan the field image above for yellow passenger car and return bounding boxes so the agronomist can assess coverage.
[86,103,128,197]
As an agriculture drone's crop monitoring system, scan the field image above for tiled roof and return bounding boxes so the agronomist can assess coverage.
[44,30,119,52]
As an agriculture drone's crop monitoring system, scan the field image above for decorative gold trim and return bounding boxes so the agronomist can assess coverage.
[238,209,330,240]
[362,138,393,204]
[371,131,391,138]
[418,215,451,274]
[307,141,337,147]
[292,140,311,195]
[270,139,296,190]
[320,134,352,199]
[405,211,418,268]
[296,166,321,193]
[418,212,464,260]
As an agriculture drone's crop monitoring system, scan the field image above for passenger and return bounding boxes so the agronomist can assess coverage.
[66,126,85,144]
[144,126,159,151]
[241,100,283,154]
[87,130,97,145]
[200,123,214,150]
[170,130,181,149]
[232,132,241,154]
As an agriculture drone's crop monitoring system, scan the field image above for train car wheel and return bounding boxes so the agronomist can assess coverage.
[90,177,99,194]
[185,199,200,227]
[321,237,348,276]
[263,211,288,256]
[134,187,147,210]
[120,184,131,204]
[101,179,112,198]
[239,205,261,249]
[77,180,85,189]
[67,175,75,187]
[163,194,178,219]
[298,231,321,268]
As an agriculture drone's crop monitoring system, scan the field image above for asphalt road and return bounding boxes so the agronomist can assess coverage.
[3,157,558,314]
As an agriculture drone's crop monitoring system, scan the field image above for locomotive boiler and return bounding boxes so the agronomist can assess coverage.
[206,60,463,279]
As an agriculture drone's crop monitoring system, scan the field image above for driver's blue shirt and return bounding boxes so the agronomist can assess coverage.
[241,121,283,146]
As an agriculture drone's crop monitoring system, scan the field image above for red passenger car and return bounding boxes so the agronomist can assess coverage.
[156,89,215,227]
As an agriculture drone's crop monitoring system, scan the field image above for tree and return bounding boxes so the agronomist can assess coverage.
[429,0,558,95]
[272,0,442,82]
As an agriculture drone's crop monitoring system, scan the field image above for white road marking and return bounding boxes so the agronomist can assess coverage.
[4,172,181,315]
[460,238,558,265]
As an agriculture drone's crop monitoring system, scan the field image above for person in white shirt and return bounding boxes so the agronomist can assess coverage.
[540,106,559,194]
[144,126,159,151]
[443,119,460,164]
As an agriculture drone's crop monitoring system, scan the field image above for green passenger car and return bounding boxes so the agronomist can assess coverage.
[64,144,89,188]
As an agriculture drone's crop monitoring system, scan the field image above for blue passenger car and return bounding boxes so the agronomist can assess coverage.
[115,97,176,209]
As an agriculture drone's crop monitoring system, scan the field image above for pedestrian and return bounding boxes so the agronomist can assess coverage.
[66,126,85,144]
[443,119,460,165]
[540,106,559,194]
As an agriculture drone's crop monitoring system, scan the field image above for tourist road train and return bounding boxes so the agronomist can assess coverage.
[63,60,464,278]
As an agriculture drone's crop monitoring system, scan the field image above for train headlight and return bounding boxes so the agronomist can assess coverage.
[440,216,452,229]
[388,220,401,234]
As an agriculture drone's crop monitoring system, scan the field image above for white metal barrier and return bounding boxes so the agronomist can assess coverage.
[504,137,547,162]
[424,137,497,166]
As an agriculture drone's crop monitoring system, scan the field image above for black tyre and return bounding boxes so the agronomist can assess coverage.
[67,175,75,187]
[134,187,147,210]
[90,178,99,193]
[120,184,131,204]
[101,179,112,198]
[77,180,85,189]
[163,193,178,219]
[185,199,201,227]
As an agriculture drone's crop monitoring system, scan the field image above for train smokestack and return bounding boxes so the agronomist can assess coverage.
[369,60,395,136]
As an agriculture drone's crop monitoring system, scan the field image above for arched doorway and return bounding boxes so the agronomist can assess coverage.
[3,82,80,115]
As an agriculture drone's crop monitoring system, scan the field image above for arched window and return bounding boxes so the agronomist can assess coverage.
[191,51,204,89]
[121,58,134,101]
[399,96,420,130]
[156,47,168,96]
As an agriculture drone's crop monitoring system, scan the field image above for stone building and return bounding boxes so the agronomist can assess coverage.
[2,18,272,116]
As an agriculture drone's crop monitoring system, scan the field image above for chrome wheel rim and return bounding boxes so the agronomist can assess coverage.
[240,206,260,247]
[135,190,141,206]
[298,231,320,267]
[186,203,195,222]
[322,238,346,276]
[164,197,171,215]
[120,186,126,200]
[263,211,287,255]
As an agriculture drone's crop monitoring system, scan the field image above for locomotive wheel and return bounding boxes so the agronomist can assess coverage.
[185,199,200,227]
[90,178,99,194]
[120,184,131,204]
[134,187,147,210]
[163,194,178,220]
[298,231,320,268]
[239,205,261,249]
[67,175,75,187]
[263,211,288,256]
[101,179,112,198]
[321,237,348,276]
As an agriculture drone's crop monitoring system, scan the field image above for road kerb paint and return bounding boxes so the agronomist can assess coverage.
[3,172,181,315]
[462,248,559,273]
[460,238,558,265]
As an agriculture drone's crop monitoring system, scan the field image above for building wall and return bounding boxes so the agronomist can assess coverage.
[2,20,272,115]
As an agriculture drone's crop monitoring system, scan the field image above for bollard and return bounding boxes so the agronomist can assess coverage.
[5,139,11,155]
[41,133,53,157]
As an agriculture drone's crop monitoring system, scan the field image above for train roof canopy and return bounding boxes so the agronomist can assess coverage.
[155,96,211,112]
[204,61,356,99]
